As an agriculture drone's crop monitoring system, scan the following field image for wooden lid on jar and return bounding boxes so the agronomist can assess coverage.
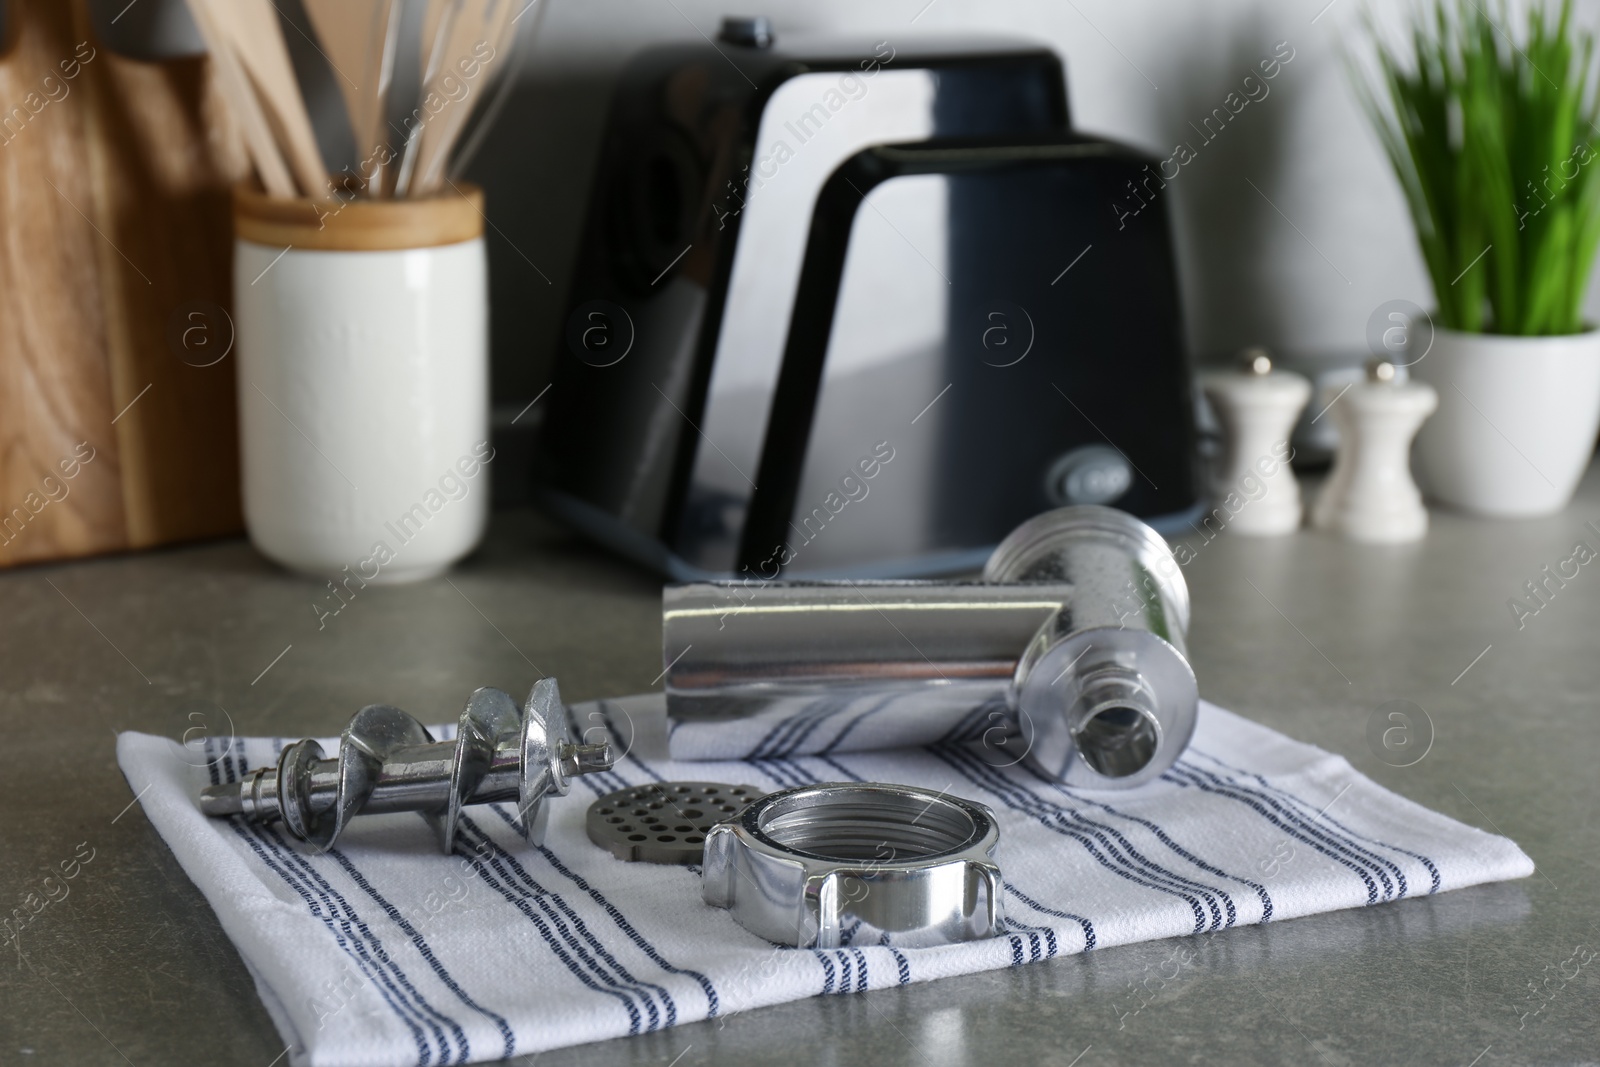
[233,182,485,251]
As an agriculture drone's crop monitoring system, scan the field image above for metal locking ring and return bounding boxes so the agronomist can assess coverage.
[701,782,1004,948]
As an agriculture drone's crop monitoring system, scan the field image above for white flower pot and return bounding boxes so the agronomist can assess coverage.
[234,185,491,583]
[1409,327,1600,516]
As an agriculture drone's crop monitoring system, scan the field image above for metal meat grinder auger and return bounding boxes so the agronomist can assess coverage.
[200,679,613,852]
[664,506,1198,788]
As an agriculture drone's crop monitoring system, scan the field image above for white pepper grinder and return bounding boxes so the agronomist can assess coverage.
[1199,348,1311,535]
[1311,359,1438,543]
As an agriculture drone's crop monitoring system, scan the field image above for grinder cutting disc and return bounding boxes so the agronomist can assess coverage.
[586,781,762,864]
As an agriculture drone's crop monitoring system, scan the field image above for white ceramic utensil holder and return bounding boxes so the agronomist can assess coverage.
[234,185,490,583]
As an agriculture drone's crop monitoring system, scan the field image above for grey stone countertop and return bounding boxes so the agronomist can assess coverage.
[2,469,1598,1066]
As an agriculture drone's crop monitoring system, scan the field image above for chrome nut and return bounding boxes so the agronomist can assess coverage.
[701,782,1004,949]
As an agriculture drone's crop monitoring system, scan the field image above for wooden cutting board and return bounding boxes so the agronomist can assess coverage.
[0,0,249,569]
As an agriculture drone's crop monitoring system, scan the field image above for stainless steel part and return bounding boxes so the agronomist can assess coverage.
[586,782,764,864]
[664,505,1197,788]
[702,783,1003,948]
[199,679,613,852]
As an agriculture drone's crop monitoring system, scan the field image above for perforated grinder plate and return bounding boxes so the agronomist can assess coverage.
[586,781,763,864]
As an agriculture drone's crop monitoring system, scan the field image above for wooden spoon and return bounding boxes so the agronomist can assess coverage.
[410,0,519,196]
[208,0,330,198]
[183,0,296,197]
[392,0,461,197]
[303,0,400,192]
[447,0,545,181]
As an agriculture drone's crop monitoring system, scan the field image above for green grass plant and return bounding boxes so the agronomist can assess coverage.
[1355,0,1600,334]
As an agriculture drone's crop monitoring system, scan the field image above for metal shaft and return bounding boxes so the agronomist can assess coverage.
[200,679,613,852]
[663,506,1197,788]
[663,579,1074,740]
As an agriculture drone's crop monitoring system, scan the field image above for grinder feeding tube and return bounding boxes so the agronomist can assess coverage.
[663,505,1198,788]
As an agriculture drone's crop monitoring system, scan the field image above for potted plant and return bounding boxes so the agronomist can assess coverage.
[1356,0,1600,515]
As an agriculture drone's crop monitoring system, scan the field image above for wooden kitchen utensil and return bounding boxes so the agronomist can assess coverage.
[420,0,465,88]
[303,0,400,185]
[202,0,329,197]
[447,0,543,181]
[392,0,460,196]
[411,0,518,195]
[182,0,295,197]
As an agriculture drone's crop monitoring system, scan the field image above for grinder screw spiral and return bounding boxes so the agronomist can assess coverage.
[199,679,613,852]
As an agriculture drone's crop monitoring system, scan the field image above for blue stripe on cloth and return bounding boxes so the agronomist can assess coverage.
[235,750,475,1063]
[813,755,864,782]
[1173,758,1420,899]
[1174,760,1407,897]
[879,933,912,984]
[455,817,678,1030]
[212,743,450,1066]
[225,747,468,1064]
[1015,761,1275,924]
[747,759,809,791]
[817,694,903,755]
[327,853,517,1058]
[590,721,831,1005]
[448,823,650,1034]
[207,745,435,1065]
[1163,763,1388,905]
[942,742,1241,929]
[486,806,723,1017]
[259,824,471,1063]
[457,812,688,1030]
[757,760,875,996]
[819,949,868,992]
[749,696,845,760]
[936,703,997,746]
[933,743,1236,932]
[226,825,437,1064]
[808,747,1096,959]
[745,693,846,760]
[1001,929,1044,965]
[815,951,835,995]
[1004,884,1095,951]
[1187,747,1442,894]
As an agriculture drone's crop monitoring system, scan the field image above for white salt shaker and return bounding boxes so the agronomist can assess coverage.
[1199,349,1311,535]
[1311,359,1438,543]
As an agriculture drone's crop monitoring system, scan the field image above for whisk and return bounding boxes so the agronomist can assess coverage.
[184,0,529,200]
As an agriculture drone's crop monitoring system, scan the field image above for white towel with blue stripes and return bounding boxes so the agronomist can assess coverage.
[116,694,1532,1067]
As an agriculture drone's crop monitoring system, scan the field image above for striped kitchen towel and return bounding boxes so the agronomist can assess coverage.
[115,694,1532,1067]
